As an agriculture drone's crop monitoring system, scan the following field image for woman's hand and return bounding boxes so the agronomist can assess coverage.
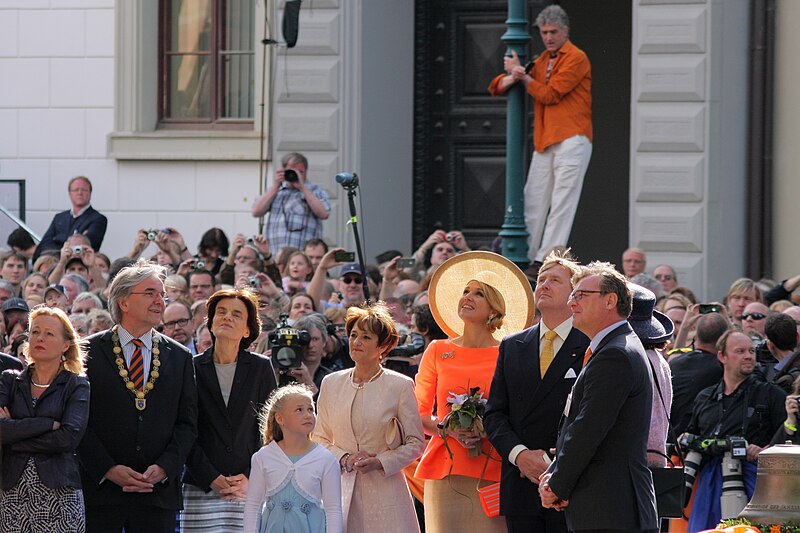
[446,427,482,450]
[0,406,11,420]
[352,455,383,474]
[225,474,249,500]
[344,450,380,474]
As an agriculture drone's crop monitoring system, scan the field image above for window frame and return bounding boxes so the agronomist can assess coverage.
[108,0,268,160]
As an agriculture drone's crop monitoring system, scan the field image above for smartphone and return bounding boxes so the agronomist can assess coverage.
[397,257,416,269]
[334,251,355,262]
[698,303,723,315]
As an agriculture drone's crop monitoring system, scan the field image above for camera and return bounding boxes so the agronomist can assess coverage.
[248,276,261,288]
[246,236,255,245]
[268,314,310,370]
[193,260,206,271]
[284,169,299,183]
[72,245,83,255]
[698,303,723,314]
[446,232,456,243]
[384,332,426,375]
[679,433,748,458]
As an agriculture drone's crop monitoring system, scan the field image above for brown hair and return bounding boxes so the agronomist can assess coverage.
[259,383,314,444]
[345,302,400,355]
[206,288,261,351]
[24,306,86,375]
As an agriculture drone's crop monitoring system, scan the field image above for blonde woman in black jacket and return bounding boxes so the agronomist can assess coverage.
[0,306,90,532]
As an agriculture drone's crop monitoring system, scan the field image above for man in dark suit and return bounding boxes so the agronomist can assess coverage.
[540,262,658,533]
[0,352,23,371]
[78,259,197,533]
[34,175,108,260]
[485,251,588,533]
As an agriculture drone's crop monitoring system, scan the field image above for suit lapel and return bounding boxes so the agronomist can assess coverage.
[514,325,543,387]
[533,329,584,403]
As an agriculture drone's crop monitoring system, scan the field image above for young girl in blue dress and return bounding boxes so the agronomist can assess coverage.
[244,384,343,533]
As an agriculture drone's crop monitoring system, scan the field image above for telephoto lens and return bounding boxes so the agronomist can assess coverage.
[284,169,298,182]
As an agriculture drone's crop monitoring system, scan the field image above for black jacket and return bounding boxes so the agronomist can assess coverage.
[184,349,276,490]
[78,330,198,510]
[34,205,108,259]
[0,368,90,490]
[484,324,588,517]
[0,352,23,372]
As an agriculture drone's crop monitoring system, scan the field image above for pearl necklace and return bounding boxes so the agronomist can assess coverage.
[112,326,161,411]
[349,367,384,390]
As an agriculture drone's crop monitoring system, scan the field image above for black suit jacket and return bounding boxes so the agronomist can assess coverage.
[0,352,23,372]
[34,205,108,259]
[183,349,277,490]
[78,329,198,511]
[548,323,658,532]
[484,324,588,517]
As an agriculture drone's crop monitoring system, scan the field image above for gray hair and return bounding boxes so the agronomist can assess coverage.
[86,308,114,332]
[73,291,103,309]
[0,280,15,293]
[630,273,664,299]
[61,273,90,294]
[535,5,569,29]
[108,259,166,323]
[293,312,329,345]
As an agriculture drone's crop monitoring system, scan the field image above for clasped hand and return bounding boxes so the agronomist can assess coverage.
[211,474,249,501]
[538,473,569,511]
[106,464,167,493]
[344,451,383,474]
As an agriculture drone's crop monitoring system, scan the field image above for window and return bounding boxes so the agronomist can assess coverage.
[159,0,255,129]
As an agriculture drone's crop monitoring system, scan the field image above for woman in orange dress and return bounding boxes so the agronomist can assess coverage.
[414,252,534,533]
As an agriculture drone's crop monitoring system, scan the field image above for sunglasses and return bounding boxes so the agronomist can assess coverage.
[741,312,766,321]
[342,276,363,285]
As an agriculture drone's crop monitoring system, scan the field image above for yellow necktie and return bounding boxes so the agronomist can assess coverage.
[540,330,559,377]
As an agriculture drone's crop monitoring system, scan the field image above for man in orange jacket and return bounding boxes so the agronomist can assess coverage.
[489,5,592,273]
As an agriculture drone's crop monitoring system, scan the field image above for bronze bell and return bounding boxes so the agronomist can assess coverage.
[739,444,800,524]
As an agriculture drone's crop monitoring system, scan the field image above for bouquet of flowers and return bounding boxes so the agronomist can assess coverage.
[440,386,488,458]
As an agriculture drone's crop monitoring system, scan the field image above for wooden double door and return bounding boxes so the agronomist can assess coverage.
[413,0,632,264]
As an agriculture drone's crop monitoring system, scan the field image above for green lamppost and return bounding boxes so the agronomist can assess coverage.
[499,0,531,269]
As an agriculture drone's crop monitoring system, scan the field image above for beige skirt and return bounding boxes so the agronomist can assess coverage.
[423,476,505,533]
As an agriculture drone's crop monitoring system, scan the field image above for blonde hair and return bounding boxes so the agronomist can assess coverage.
[258,383,314,445]
[473,280,505,332]
[24,306,86,375]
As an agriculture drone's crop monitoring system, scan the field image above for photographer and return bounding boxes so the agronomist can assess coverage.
[275,313,333,397]
[250,152,331,252]
[47,235,107,291]
[410,229,469,280]
[770,376,799,445]
[682,329,786,530]
[218,233,280,287]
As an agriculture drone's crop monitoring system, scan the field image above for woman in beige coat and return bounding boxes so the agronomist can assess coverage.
[312,303,425,532]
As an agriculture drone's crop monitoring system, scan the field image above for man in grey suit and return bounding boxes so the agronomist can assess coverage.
[485,250,588,533]
[539,262,658,533]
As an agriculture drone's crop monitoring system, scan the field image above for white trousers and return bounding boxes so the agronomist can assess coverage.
[524,134,592,262]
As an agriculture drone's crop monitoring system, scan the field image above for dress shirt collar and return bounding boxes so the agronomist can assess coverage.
[539,316,573,342]
[588,319,629,353]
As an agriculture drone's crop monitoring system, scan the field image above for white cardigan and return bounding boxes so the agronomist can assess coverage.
[243,441,343,533]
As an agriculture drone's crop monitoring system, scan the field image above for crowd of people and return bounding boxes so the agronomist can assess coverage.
[1,194,799,533]
[2,4,800,532]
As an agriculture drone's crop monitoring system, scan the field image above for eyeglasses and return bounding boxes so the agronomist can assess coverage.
[654,274,674,281]
[568,289,605,302]
[163,318,190,329]
[741,312,766,321]
[342,276,363,285]
[130,289,167,300]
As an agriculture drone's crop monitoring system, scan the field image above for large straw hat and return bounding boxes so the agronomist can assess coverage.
[429,251,535,341]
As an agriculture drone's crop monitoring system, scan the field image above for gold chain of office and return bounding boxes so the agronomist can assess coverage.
[112,326,161,411]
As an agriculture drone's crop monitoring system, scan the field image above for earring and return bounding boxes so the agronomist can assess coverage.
[486,315,495,326]
[61,354,67,362]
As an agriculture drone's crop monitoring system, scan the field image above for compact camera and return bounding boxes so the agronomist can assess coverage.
[248,276,261,288]
[72,245,84,255]
[193,260,206,271]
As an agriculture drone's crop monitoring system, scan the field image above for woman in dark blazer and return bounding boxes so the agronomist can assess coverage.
[181,288,277,531]
[0,306,90,532]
